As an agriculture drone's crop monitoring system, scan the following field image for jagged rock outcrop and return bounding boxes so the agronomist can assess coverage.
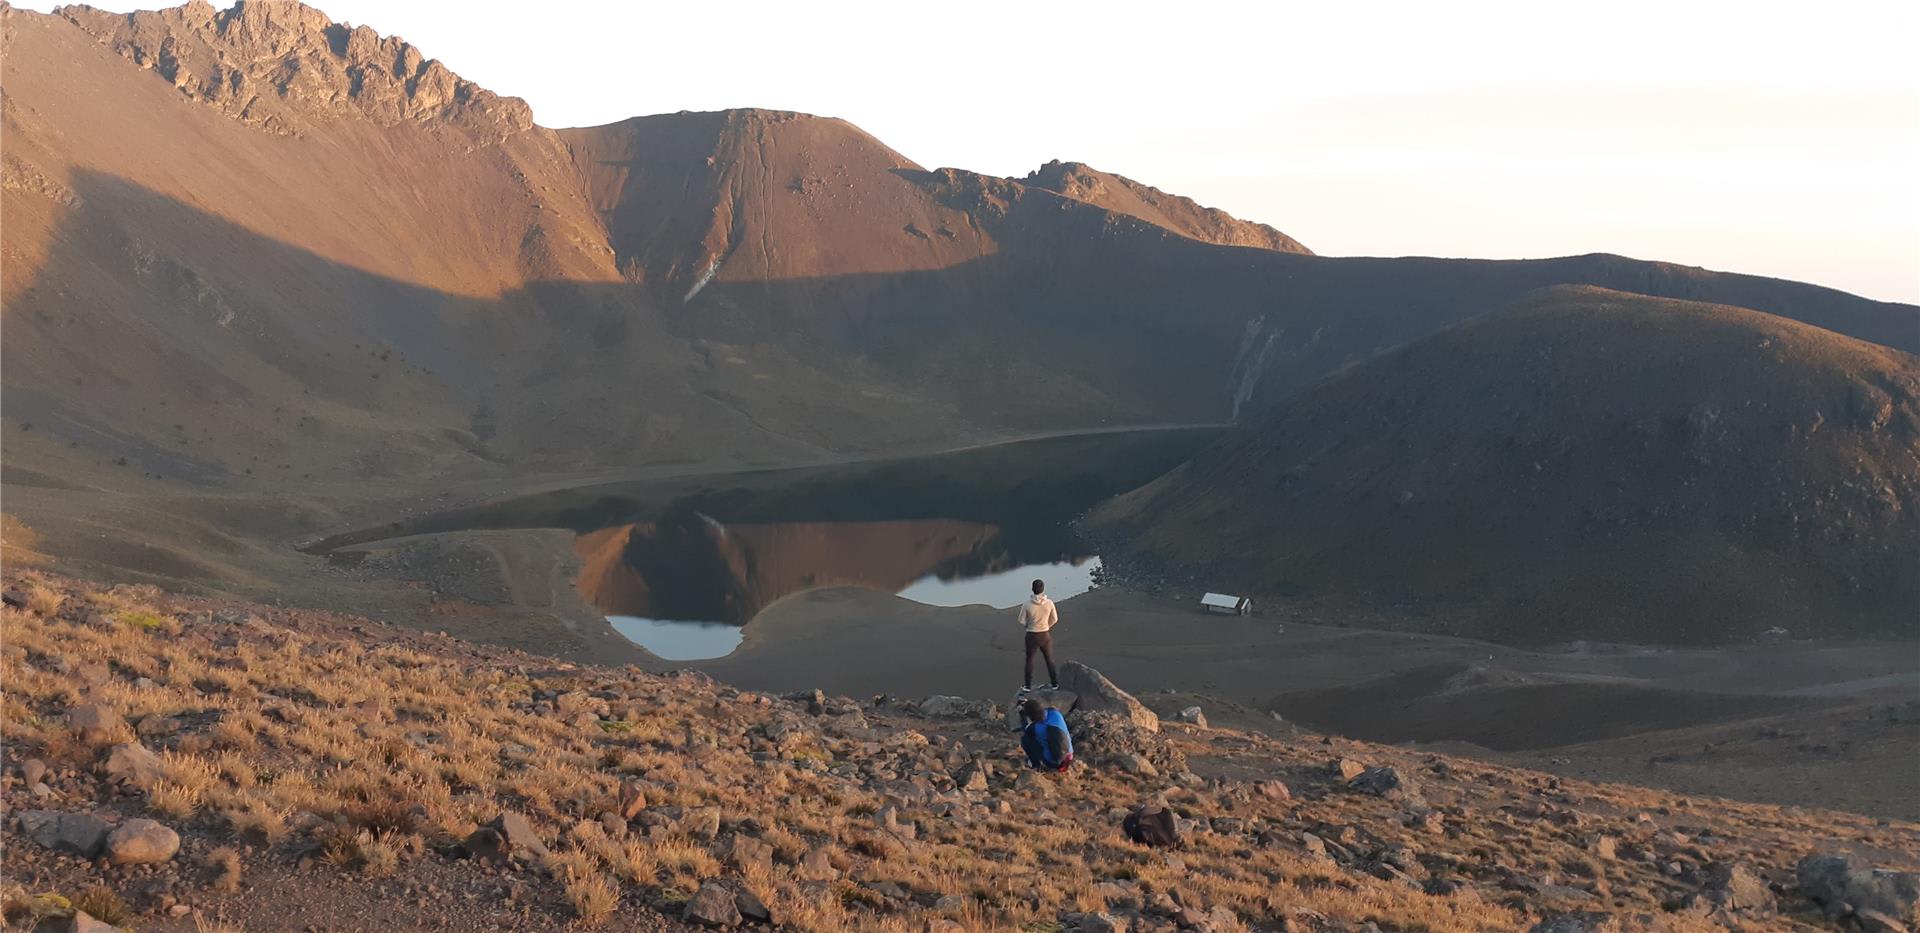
[1023,159,1311,254]
[55,0,533,140]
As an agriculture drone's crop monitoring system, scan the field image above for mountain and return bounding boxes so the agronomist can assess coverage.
[1,0,1916,593]
[1087,286,1920,645]
[1022,159,1312,253]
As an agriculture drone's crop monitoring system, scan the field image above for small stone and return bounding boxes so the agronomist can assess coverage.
[1333,758,1367,781]
[21,758,46,786]
[1176,706,1208,729]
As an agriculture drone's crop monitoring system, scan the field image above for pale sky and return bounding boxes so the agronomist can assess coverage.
[26,0,1920,303]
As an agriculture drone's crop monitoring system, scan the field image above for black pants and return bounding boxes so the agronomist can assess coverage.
[1024,630,1057,687]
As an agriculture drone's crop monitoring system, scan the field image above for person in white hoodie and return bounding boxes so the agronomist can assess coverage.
[1016,578,1060,692]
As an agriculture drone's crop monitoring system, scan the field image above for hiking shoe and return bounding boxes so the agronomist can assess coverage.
[1043,683,1059,690]
[1017,685,1032,695]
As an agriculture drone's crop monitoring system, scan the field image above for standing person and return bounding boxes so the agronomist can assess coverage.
[1019,698,1073,772]
[1016,578,1059,692]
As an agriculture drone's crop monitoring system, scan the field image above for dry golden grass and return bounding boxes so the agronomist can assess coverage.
[1,570,1908,933]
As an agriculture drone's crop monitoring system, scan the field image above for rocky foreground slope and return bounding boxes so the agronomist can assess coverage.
[3,572,1916,932]
[1088,286,1920,646]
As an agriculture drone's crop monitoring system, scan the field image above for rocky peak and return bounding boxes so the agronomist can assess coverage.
[53,0,532,141]
[1021,158,1312,254]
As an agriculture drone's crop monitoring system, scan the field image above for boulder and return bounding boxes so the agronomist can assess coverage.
[105,818,180,864]
[1700,862,1774,914]
[36,911,121,933]
[1056,662,1158,732]
[1528,914,1621,933]
[1115,753,1157,776]
[1122,805,1181,848]
[724,834,773,874]
[685,882,743,927]
[20,758,47,786]
[955,758,990,792]
[65,704,124,742]
[1081,912,1129,933]
[100,742,166,789]
[1072,710,1187,775]
[1349,765,1419,801]
[679,806,722,841]
[461,826,509,862]
[1253,779,1290,801]
[1177,706,1208,729]
[136,715,182,738]
[1797,854,1920,925]
[471,811,549,864]
[615,778,648,820]
[16,809,112,857]
[733,886,774,925]
[918,695,997,720]
[799,847,838,881]
[1004,686,1078,731]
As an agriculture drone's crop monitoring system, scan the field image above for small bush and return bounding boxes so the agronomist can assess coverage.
[71,886,133,925]
[564,873,618,927]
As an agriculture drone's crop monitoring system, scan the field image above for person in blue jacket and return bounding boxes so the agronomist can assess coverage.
[1019,698,1074,772]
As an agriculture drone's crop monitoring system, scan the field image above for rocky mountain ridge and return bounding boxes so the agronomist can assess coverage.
[1023,159,1312,254]
[53,0,533,141]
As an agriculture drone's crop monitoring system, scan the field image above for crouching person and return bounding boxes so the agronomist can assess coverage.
[1019,698,1073,772]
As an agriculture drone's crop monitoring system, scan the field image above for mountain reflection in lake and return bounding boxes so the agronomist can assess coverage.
[577,511,1099,658]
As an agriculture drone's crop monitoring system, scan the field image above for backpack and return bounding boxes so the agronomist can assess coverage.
[1123,806,1180,847]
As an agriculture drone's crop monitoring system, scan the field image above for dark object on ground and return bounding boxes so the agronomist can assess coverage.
[1123,805,1181,848]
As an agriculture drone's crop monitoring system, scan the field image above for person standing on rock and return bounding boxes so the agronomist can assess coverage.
[1016,578,1059,692]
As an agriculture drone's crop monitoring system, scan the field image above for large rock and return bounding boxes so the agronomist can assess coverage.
[1056,662,1158,732]
[1797,854,1920,925]
[1528,914,1621,933]
[733,887,775,925]
[36,911,121,933]
[1122,805,1181,848]
[1003,686,1078,731]
[17,810,112,857]
[918,695,997,720]
[466,811,550,865]
[105,818,180,864]
[100,742,166,789]
[685,882,743,927]
[1699,862,1774,914]
[1071,710,1187,775]
[615,778,648,820]
[1349,766,1420,801]
[724,834,773,874]
[65,704,124,743]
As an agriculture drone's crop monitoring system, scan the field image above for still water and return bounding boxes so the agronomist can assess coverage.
[601,548,1102,661]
